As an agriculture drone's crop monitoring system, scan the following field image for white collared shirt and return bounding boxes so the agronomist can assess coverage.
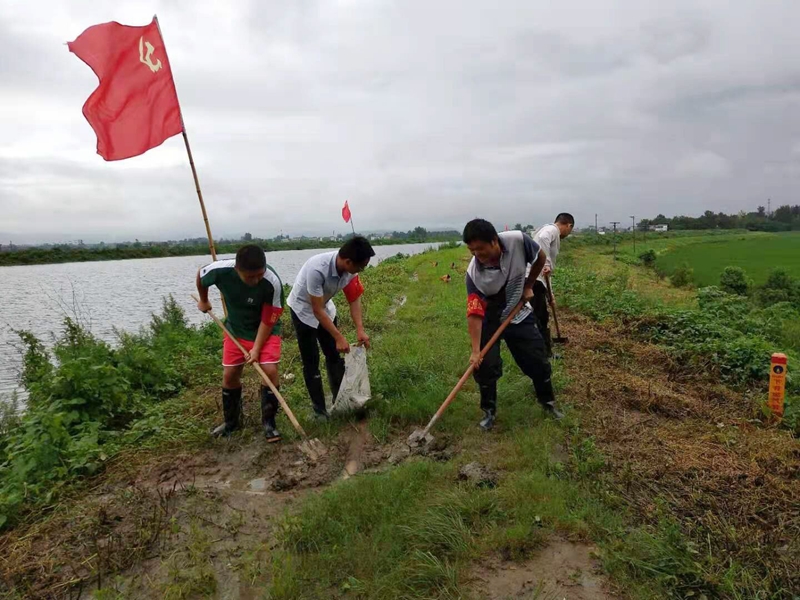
[287,251,361,328]
[532,224,561,283]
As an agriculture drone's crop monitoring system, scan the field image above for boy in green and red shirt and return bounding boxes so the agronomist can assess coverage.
[196,244,285,441]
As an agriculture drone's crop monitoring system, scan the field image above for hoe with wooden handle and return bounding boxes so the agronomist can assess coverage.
[408,301,524,446]
[545,274,569,344]
[193,296,326,461]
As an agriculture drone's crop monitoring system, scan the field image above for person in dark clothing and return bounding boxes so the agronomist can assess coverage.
[463,219,563,430]
[530,213,574,356]
[286,236,375,418]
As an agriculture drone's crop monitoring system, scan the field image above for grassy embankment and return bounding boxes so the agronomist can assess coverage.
[1,243,798,598]
[566,230,800,357]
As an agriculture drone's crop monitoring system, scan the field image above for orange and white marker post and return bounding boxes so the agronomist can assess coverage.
[768,353,787,419]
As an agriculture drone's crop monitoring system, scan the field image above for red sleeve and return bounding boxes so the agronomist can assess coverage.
[343,275,364,303]
[261,303,284,326]
[467,293,487,318]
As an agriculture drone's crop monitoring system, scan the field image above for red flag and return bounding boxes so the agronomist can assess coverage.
[342,201,352,223]
[68,18,182,161]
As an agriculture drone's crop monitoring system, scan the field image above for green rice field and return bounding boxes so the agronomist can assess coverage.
[655,232,800,287]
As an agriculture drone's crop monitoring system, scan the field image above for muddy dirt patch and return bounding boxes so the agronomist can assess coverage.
[458,461,499,488]
[469,540,616,599]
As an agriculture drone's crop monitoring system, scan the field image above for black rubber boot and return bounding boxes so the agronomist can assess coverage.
[212,387,242,437]
[260,386,281,443]
[326,356,346,404]
[541,400,564,420]
[478,384,497,431]
[304,371,329,418]
[479,409,496,431]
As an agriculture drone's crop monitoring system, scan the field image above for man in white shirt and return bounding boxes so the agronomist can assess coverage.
[287,236,375,418]
[532,213,574,356]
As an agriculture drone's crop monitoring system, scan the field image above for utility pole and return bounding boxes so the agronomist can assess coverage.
[768,198,771,218]
[610,221,620,261]
[630,215,636,255]
[595,213,598,233]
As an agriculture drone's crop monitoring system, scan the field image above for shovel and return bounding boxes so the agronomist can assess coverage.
[408,301,524,446]
[545,274,568,344]
[193,296,327,461]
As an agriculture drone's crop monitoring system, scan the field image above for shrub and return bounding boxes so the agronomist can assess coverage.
[756,269,799,308]
[670,264,694,288]
[756,288,791,307]
[639,249,657,267]
[763,268,795,292]
[0,296,218,529]
[719,266,750,296]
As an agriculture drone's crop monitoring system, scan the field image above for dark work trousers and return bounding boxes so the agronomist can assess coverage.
[472,311,556,413]
[531,280,552,356]
[291,309,346,415]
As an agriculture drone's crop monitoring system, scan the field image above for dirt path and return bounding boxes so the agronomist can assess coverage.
[0,422,385,599]
[469,540,615,600]
[558,311,799,594]
[1,408,616,599]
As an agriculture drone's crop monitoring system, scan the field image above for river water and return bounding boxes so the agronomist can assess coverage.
[0,243,440,400]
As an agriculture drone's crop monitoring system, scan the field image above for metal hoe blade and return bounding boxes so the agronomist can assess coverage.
[407,428,434,448]
[299,438,327,461]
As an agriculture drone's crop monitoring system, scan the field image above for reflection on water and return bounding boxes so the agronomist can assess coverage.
[0,243,441,400]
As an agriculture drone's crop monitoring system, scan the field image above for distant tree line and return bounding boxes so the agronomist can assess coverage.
[638,204,800,232]
[0,227,460,267]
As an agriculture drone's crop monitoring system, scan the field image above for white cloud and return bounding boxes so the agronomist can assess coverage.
[675,151,731,178]
[1,0,800,243]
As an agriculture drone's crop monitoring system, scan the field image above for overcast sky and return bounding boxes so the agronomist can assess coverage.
[1,0,799,243]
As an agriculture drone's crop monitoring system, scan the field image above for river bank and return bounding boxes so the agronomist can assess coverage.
[1,246,797,599]
[0,235,459,267]
[0,242,447,399]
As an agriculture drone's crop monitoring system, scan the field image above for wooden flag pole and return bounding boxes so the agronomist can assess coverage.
[181,130,217,261]
[154,15,226,315]
[154,15,217,261]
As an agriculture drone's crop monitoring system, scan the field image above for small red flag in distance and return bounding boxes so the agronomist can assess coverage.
[68,18,182,161]
[342,201,352,223]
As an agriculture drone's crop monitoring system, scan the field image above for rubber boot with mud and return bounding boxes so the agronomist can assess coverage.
[212,387,242,437]
[478,383,497,431]
[541,401,564,420]
[479,409,496,431]
[305,372,330,420]
[261,385,281,443]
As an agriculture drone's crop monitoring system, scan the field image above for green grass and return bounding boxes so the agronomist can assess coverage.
[9,245,785,599]
[654,232,800,287]
[254,250,732,599]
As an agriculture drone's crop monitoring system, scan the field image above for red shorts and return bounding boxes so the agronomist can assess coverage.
[222,335,281,367]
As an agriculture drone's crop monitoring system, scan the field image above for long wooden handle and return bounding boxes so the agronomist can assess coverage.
[545,274,563,339]
[420,301,524,437]
[192,296,309,439]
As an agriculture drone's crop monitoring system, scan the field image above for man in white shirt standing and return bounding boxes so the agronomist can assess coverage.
[532,213,575,357]
[287,236,375,418]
